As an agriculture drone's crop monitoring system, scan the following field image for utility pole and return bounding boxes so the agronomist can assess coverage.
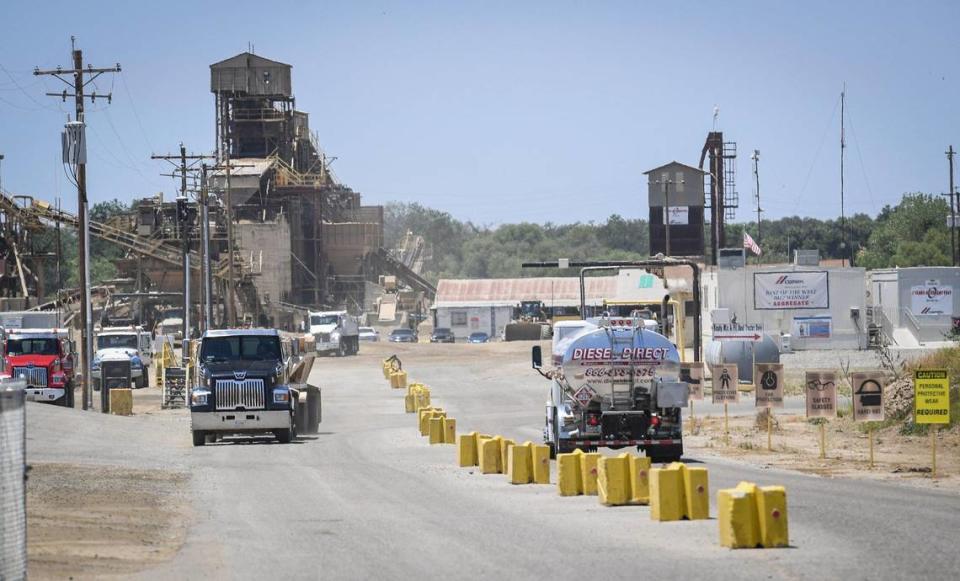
[152,144,214,341]
[35,38,121,412]
[751,149,762,264]
[947,146,957,267]
[200,164,213,331]
[840,86,847,268]
[654,177,683,257]
[225,156,237,327]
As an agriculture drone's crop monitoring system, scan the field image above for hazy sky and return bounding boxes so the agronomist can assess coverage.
[1,1,958,225]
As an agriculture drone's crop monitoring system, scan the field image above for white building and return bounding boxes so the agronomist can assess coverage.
[703,263,869,350]
[868,266,959,348]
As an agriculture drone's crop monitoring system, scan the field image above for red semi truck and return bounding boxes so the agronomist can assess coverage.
[2,328,76,407]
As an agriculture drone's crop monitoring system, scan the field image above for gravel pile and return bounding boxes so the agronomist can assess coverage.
[884,377,914,420]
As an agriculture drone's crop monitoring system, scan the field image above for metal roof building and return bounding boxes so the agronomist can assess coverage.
[434,277,618,308]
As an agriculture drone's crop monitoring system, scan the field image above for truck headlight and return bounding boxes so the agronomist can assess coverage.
[331,331,341,342]
[273,389,290,404]
[191,391,210,406]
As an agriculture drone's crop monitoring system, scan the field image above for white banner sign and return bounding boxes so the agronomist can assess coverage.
[663,206,689,225]
[754,271,830,310]
[910,282,953,316]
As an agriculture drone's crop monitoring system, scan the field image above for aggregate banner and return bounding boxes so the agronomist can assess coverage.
[754,271,829,310]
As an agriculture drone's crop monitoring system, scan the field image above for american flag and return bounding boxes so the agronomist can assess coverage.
[743,232,762,256]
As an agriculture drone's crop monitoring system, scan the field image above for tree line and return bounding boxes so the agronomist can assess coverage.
[387,192,955,282]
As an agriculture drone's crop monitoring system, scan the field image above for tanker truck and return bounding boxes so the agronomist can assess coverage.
[531,319,688,462]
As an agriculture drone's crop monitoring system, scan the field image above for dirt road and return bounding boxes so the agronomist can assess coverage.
[25,341,960,580]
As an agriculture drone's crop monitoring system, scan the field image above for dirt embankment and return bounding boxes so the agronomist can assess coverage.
[28,463,190,580]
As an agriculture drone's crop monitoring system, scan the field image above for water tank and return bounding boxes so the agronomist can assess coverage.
[704,334,780,383]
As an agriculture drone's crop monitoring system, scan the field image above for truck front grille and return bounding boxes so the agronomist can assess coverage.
[317,333,330,342]
[214,379,265,411]
[13,367,48,388]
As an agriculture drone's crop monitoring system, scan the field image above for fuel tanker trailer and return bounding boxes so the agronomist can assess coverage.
[531,319,689,462]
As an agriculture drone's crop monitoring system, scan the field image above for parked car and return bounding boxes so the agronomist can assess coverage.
[467,332,490,344]
[358,327,380,342]
[389,329,418,343]
[430,328,455,343]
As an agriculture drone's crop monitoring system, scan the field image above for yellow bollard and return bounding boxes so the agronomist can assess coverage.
[719,482,761,548]
[580,452,600,496]
[390,370,408,389]
[109,388,133,416]
[442,417,457,444]
[672,463,710,520]
[629,455,652,505]
[507,444,533,484]
[531,444,551,484]
[428,417,444,445]
[499,438,516,472]
[649,465,684,521]
[756,486,789,548]
[404,394,416,413]
[556,452,583,496]
[479,437,502,474]
[597,455,631,506]
[457,432,479,467]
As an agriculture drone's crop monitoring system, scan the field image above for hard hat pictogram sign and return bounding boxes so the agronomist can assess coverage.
[851,372,885,422]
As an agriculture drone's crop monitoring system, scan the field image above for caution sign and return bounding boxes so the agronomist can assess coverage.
[680,362,704,401]
[711,364,739,404]
[804,371,837,418]
[914,369,950,424]
[851,372,886,422]
[755,363,784,408]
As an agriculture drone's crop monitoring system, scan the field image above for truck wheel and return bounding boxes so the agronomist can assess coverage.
[192,431,206,447]
[65,383,75,408]
[134,376,144,389]
[275,428,292,444]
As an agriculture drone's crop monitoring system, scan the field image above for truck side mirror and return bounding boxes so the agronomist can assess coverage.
[531,345,542,369]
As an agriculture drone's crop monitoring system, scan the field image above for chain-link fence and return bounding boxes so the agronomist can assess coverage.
[0,377,27,581]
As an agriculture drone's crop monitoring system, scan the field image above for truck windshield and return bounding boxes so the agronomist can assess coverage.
[6,338,59,356]
[97,335,138,350]
[201,336,282,362]
[310,315,339,326]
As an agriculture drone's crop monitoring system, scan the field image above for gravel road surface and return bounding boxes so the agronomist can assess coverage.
[25,342,960,580]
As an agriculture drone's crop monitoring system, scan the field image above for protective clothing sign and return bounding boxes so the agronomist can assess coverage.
[711,364,739,404]
[914,369,950,424]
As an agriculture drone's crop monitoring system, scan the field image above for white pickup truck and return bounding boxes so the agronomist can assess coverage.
[308,311,360,356]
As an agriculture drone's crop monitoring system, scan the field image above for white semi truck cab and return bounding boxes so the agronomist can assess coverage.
[533,318,689,462]
[308,311,360,356]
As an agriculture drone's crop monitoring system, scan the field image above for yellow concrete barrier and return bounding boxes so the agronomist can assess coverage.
[109,388,133,416]
[531,443,551,484]
[507,443,533,484]
[629,456,652,505]
[676,463,710,521]
[442,417,457,444]
[557,451,583,496]
[404,394,416,413]
[429,417,444,445]
[390,370,408,389]
[457,432,479,467]
[756,486,789,548]
[597,454,631,506]
[499,438,516,472]
[649,465,684,521]
[479,437,502,474]
[719,482,760,548]
[580,452,600,496]
[420,409,445,436]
